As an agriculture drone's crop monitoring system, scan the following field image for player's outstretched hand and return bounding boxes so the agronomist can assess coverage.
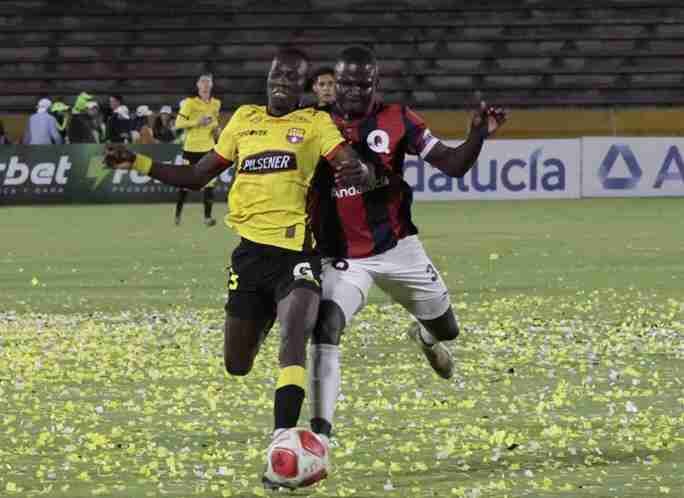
[104,144,136,169]
[335,159,370,187]
[471,98,507,139]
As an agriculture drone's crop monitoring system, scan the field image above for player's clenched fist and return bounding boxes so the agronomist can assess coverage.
[104,144,136,169]
[471,99,507,139]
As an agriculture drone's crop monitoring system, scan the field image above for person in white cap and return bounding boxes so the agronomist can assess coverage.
[23,97,62,145]
[132,105,156,144]
[153,105,177,143]
[106,95,132,143]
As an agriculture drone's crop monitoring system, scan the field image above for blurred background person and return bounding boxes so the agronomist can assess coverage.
[132,105,157,144]
[68,92,97,143]
[153,105,177,143]
[173,74,221,226]
[0,119,13,144]
[50,101,71,144]
[310,66,336,109]
[107,95,132,143]
[87,101,107,143]
[23,97,62,144]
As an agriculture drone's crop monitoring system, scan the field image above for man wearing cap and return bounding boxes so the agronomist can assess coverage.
[153,106,177,143]
[133,105,156,144]
[50,101,71,143]
[174,73,221,226]
[23,98,62,145]
[107,95,132,143]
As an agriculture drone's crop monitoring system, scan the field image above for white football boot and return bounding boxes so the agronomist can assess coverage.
[407,322,455,379]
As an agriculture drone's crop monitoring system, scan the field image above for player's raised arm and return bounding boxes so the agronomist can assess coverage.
[425,99,507,178]
[104,144,231,190]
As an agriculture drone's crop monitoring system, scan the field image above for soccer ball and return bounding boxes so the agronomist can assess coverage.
[264,428,329,488]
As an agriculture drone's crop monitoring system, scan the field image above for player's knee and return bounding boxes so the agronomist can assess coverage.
[312,301,346,345]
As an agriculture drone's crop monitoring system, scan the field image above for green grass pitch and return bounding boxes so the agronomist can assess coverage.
[1,199,683,497]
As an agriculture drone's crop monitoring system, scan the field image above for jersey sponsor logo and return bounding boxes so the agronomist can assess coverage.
[331,174,390,199]
[367,129,391,154]
[240,151,297,174]
[286,128,306,144]
[237,129,267,137]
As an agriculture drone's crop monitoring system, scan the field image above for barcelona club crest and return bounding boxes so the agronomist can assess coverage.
[286,128,305,144]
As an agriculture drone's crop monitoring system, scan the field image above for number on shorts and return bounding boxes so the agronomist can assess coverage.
[426,264,438,282]
[228,270,239,290]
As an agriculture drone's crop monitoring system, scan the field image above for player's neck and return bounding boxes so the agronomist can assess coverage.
[198,94,211,102]
[267,104,297,117]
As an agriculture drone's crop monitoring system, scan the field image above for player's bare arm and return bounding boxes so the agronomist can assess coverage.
[104,144,230,190]
[328,144,374,187]
[425,100,507,178]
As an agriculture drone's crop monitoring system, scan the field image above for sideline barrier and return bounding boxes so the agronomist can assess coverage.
[1,139,682,204]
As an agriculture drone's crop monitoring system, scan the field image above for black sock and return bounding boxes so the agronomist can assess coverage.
[310,417,332,437]
[176,189,188,217]
[274,385,305,431]
[203,188,214,218]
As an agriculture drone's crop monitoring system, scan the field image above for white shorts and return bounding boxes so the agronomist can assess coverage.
[321,235,451,324]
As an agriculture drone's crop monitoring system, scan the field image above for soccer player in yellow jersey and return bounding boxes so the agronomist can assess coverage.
[174,73,221,226]
[104,48,370,488]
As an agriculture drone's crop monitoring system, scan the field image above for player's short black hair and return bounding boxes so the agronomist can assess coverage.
[338,46,377,67]
[274,47,310,66]
[312,66,335,81]
[110,94,124,103]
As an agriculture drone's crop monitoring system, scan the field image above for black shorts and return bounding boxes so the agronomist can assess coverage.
[182,150,210,165]
[226,238,321,320]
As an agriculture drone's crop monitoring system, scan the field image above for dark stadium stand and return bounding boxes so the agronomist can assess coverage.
[0,0,683,111]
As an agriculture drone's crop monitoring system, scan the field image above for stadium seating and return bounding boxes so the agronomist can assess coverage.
[0,0,683,112]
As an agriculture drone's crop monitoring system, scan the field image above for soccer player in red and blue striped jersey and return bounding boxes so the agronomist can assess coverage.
[308,46,507,440]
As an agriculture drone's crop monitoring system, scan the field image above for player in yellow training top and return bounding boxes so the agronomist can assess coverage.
[174,73,221,226]
[103,48,371,488]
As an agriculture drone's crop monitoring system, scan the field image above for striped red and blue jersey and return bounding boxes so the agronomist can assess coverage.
[310,102,439,258]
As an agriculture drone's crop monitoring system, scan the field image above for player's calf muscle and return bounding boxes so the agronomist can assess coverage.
[312,300,346,345]
[278,287,320,367]
[420,307,460,341]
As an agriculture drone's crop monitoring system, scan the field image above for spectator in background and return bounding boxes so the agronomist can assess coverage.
[68,92,97,143]
[87,101,107,143]
[107,95,132,143]
[0,119,12,144]
[132,105,156,144]
[310,66,336,109]
[153,105,177,143]
[23,98,62,144]
[50,101,71,143]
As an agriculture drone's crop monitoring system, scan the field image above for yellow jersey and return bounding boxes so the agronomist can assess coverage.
[175,96,221,152]
[214,105,344,251]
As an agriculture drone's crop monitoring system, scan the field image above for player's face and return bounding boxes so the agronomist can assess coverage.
[267,56,308,116]
[313,73,335,105]
[334,61,377,118]
[197,78,213,97]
